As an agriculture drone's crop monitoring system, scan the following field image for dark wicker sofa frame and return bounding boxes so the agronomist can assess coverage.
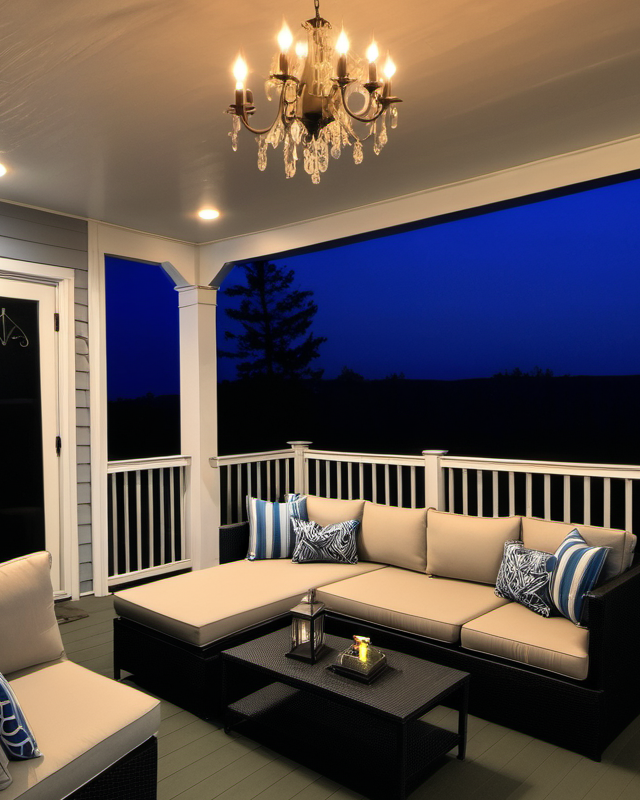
[113,527,640,762]
[66,736,157,800]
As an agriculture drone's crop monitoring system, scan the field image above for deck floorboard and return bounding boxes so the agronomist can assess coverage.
[59,594,640,800]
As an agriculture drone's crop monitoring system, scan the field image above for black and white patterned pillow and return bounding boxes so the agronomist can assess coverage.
[291,518,360,564]
[495,540,557,617]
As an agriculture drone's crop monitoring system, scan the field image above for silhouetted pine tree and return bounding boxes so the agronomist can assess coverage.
[219,260,326,379]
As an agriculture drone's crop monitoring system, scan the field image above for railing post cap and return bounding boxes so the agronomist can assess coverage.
[287,441,312,447]
[422,449,449,456]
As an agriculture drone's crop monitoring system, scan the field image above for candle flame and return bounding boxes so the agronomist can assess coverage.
[366,41,379,63]
[353,635,370,662]
[233,55,248,84]
[383,55,396,79]
[335,29,349,55]
[278,21,293,52]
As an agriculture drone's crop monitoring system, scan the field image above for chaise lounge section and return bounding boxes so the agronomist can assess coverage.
[113,496,640,760]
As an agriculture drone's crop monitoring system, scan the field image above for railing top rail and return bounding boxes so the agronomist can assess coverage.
[107,455,191,473]
[442,454,640,478]
[212,448,294,467]
[306,448,424,467]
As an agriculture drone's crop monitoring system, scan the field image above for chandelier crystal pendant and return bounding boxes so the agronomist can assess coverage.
[227,0,401,183]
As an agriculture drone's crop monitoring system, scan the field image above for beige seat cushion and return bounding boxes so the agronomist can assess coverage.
[521,516,636,582]
[0,552,65,675]
[461,602,589,680]
[305,495,366,526]
[3,660,160,800]
[316,567,510,643]
[358,502,427,572]
[426,510,521,584]
[114,558,384,647]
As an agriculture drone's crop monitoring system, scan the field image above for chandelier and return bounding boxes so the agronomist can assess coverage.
[227,0,401,183]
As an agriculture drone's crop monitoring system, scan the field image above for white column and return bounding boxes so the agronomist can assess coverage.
[178,286,219,569]
[287,441,312,494]
[423,450,448,510]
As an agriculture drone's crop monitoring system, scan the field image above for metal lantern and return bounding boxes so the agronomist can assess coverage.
[286,589,328,664]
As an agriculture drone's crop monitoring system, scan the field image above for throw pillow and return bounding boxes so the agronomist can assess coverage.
[550,529,610,626]
[0,745,11,790]
[291,518,360,564]
[0,673,41,760]
[495,540,556,617]
[246,495,308,560]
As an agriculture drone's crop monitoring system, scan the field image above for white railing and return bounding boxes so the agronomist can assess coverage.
[214,445,298,526]
[211,443,640,534]
[107,455,191,586]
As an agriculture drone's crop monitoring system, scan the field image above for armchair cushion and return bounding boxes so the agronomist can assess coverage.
[0,553,65,676]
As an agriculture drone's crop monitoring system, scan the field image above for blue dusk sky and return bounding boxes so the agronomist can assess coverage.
[107,174,640,397]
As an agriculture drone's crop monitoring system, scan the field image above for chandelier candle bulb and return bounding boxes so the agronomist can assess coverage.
[232,55,248,108]
[383,55,396,98]
[278,22,293,74]
[366,41,379,83]
[336,29,349,78]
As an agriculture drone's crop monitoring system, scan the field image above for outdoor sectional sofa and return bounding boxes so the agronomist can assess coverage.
[113,496,640,761]
[0,552,160,800]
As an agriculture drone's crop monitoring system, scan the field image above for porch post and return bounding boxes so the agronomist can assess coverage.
[177,286,219,569]
[287,441,312,494]
[423,450,448,510]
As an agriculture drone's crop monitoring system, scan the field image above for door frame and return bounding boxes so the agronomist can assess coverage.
[0,258,79,599]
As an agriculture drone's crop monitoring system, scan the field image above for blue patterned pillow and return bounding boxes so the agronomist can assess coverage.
[292,518,360,564]
[246,495,307,560]
[495,541,557,617]
[550,529,610,625]
[0,673,41,760]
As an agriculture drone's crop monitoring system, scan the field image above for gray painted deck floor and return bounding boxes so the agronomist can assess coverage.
[60,594,640,800]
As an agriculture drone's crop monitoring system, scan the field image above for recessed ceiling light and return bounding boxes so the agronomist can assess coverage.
[0,164,7,177]
[198,208,220,220]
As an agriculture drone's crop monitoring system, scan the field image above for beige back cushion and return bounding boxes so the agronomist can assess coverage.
[305,495,365,527]
[521,516,636,582]
[0,551,65,675]
[426,510,522,584]
[358,502,427,571]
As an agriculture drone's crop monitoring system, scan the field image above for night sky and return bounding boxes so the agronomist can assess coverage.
[107,174,640,397]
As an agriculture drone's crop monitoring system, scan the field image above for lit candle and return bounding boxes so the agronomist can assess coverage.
[336,29,349,78]
[382,55,396,97]
[366,40,379,83]
[354,635,370,662]
[278,22,293,75]
[233,55,248,108]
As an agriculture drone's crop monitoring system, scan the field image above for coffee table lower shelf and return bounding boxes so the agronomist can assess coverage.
[226,681,461,800]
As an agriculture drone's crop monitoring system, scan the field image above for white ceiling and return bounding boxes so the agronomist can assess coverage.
[1,0,639,244]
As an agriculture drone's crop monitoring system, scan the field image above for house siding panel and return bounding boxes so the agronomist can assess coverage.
[0,202,93,594]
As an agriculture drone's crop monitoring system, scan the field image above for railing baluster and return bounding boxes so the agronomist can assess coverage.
[148,470,154,567]
[397,465,403,507]
[226,465,232,526]
[604,478,611,527]
[626,479,633,531]
[247,462,252,501]
[337,461,343,499]
[584,476,591,524]
[543,474,551,519]
[266,459,272,500]
[448,468,454,513]
[111,473,118,575]
[123,473,131,574]
[492,471,499,517]
[477,470,484,517]
[275,458,281,501]
[410,466,416,509]
[508,471,515,516]
[179,465,186,560]
[315,459,320,496]
[170,467,176,563]
[236,464,242,524]
[325,460,331,497]
[256,461,262,499]
[384,463,390,505]
[135,470,142,572]
[359,462,364,501]
[525,473,532,517]
[159,469,165,566]
[563,475,571,523]
[348,462,353,499]
[462,468,469,515]
[372,463,378,503]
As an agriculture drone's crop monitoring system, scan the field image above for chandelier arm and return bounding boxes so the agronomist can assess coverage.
[338,84,394,125]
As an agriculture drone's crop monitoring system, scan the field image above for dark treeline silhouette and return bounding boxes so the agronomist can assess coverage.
[108,374,640,465]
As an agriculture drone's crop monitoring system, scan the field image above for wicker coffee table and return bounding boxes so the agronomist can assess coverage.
[221,627,469,800]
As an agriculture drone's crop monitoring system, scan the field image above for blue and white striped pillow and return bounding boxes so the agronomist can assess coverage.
[0,673,41,760]
[550,529,610,625]
[246,495,307,560]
